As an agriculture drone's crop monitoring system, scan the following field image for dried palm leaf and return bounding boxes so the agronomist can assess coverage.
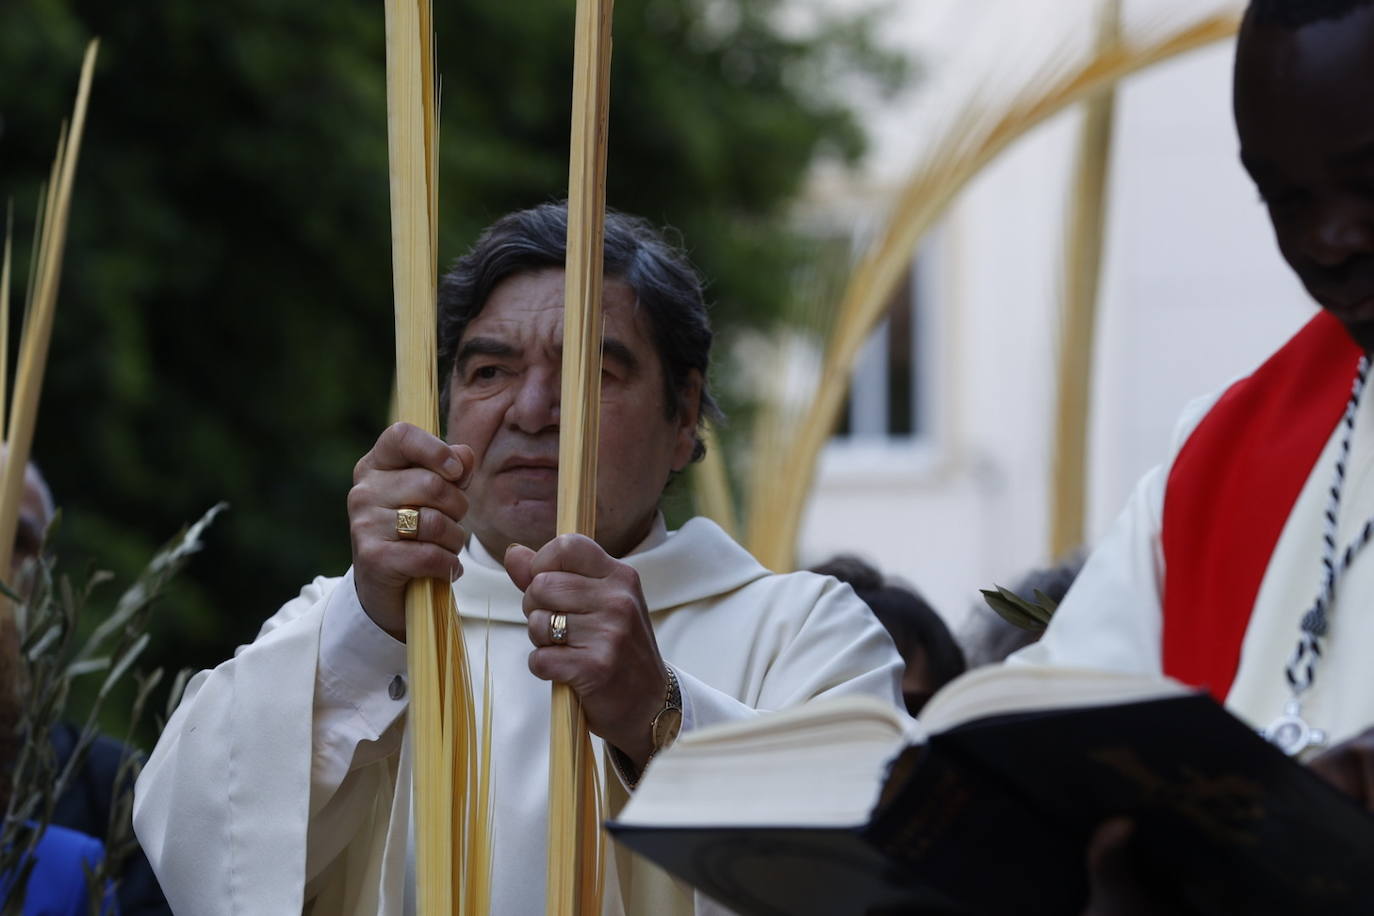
[0,41,99,585]
[549,0,615,911]
[1,203,12,442]
[690,420,739,538]
[746,10,1242,571]
[1050,0,1122,559]
[741,242,847,565]
[381,1,490,912]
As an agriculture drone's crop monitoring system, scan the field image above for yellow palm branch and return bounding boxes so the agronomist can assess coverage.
[745,10,1242,571]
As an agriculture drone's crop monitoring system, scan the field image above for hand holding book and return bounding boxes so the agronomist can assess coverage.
[1075,722,1374,916]
[1308,725,1374,812]
[1082,818,1200,916]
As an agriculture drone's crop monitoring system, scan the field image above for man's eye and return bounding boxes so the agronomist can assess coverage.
[473,366,502,381]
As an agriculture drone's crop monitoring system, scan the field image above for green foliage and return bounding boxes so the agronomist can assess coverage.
[979,585,1060,634]
[0,0,909,743]
[0,506,218,913]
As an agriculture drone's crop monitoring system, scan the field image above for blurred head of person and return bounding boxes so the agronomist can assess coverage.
[11,461,54,595]
[809,555,965,716]
[960,553,1086,669]
[0,460,51,810]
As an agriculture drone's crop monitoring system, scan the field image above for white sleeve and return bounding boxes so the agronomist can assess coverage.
[134,571,409,914]
[305,570,410,879]
[609,576,903,795]
[312,568,408,797]
[1010,389,1225,674]
[679,577,904,732]
[1009,465,1168,674]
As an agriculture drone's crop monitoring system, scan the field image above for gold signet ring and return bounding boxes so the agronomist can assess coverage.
[395,507,421,540]
[550,613,569,645]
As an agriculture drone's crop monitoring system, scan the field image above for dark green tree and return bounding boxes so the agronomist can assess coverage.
[0,0,907,741]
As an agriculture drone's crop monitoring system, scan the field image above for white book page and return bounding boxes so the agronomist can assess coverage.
[618,695,915,828]
[918,665,1188,735]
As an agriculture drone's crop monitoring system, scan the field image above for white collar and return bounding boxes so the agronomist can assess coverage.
[455,516,770,623]
[465,513,669,571]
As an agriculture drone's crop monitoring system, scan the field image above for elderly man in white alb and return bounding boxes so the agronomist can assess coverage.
[132,202,904,915]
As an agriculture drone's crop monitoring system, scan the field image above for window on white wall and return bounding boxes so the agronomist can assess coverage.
[834,263,925,442]
[826,228,947,471]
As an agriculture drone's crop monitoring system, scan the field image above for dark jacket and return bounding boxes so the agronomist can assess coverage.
[49,723,170,916]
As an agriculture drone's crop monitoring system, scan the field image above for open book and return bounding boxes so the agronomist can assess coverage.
[609,666,1374,916]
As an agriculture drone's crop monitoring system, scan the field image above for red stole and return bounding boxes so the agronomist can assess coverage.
[1161,311,1361,700]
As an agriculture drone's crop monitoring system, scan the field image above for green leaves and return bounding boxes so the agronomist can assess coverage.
[979,585,1060,634]
[0,503,221,912]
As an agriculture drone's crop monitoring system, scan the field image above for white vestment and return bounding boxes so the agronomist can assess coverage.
[1016,382,1374,749]
[133,516,904,915]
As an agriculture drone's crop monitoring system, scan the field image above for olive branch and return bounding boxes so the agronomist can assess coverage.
[0,503,223,915]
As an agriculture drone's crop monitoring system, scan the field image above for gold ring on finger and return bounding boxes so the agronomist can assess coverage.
[396,507,421,540]
[550,612,568,646]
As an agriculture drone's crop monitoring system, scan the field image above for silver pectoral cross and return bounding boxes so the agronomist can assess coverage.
[1263,700,1329,756]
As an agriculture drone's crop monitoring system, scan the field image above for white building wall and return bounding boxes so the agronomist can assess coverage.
[794,1,1313,626]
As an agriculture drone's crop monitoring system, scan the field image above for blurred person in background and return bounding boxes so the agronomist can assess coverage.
[810,555,964,715]
[8,464,53,600]
[0,617,104,916]
[960,554,1085,669]
[0,463,117,913]
[9,462,171,916]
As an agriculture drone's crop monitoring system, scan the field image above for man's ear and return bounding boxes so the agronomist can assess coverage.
[670,369,704,471]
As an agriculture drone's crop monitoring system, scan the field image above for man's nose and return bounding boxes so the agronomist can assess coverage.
[1299,196,1374,269]
[506,370,560,433]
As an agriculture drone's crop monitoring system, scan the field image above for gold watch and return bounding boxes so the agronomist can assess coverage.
[648,665,683,756]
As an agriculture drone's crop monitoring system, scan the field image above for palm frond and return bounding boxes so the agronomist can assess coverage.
[0,40,98,588]
[549,0,615,909]
[691,421,739,539]
[382,0,492,911]
[744,10,1242,571]
[1050,0,1123,558]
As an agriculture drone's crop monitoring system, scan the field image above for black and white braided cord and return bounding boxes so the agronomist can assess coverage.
[1285,355,1373,694]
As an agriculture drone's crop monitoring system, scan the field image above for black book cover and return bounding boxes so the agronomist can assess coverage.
[609,694,1374,916]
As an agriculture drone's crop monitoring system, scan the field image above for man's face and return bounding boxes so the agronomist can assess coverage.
[1235,9,1374,350]
[445,268,700,558]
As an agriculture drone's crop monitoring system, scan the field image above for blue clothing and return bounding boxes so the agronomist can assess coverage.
[0,823,106,916]
[49,724,169,914]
